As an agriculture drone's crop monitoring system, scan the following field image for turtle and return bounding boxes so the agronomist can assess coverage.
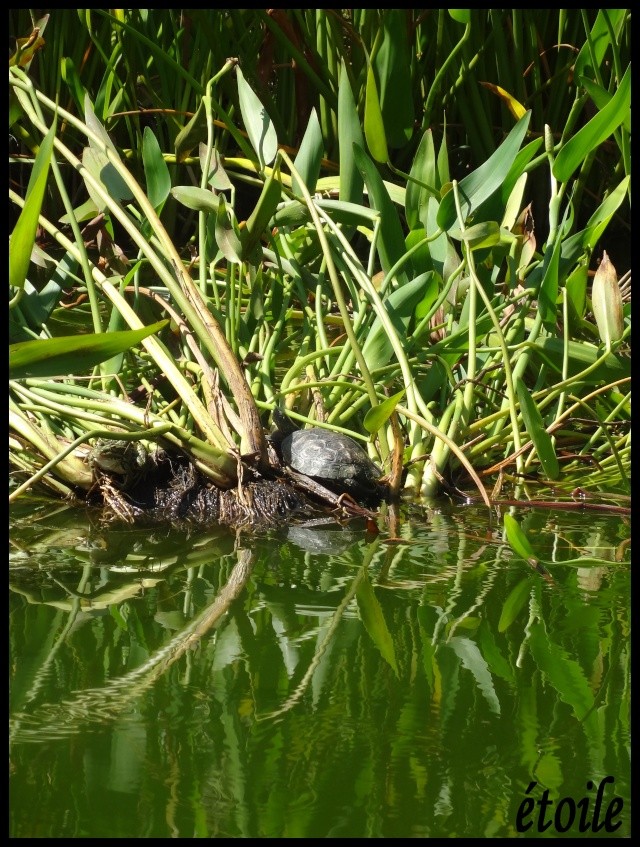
[270,409,383,500]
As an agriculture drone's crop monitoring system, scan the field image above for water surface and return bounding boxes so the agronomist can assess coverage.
[9,499,631,837]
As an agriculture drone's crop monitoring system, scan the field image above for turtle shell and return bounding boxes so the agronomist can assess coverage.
[279,427,382,495]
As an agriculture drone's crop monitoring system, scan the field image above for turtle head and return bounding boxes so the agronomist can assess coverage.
[272,406,298,436]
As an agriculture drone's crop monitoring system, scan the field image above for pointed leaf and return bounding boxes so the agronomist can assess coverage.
[448,636,501,715]
[292,108,323,196]
[364,65,389,164]
[9,321,169,379]
[362,272,431,370]
[553,65,630,184]
[353,144,407,281]
[10,120,56,291]
[242,164,284,260]
[373,9,414,148]
[171,185,220,214]
[363,390,405,435]
[515,377,560,480]
[437,111,531,231]
[215,194,244,263]
[236,65,278,170]
[143,127,171,211]
[175,97,208,164]
[503,514,537,563]
[338,60,365,206]
[528,620,594,720]
[479,81,527,120]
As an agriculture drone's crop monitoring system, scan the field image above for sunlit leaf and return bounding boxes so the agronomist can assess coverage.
[170,185,219,214]
[143,126,171,212]
[242,163,284,260]
[292,108,323,196]
[363,391,405,435]
[338,60,365,207]
[406,129,438,232]
[361,273,431,370]
[10,119,56,291]
[553,65,630,184]
[9,320,169,379]
[574,9,627,79]
[437,111,531,231]
[480,81,527,120]
[364,65,389,164]
[236,65,278,170]
[353,144,408,281]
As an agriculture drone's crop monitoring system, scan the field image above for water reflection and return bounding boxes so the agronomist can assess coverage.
[9,501,631,837]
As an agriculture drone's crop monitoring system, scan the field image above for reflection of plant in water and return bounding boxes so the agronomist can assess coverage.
[9,506,630,836]
[10,547,256,744]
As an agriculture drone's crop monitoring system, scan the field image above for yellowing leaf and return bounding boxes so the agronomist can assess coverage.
[480,81,527,121]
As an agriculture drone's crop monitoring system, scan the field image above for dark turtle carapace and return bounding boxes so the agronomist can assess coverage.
[271,409,383,500]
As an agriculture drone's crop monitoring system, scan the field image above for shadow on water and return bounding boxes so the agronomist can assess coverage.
[9,498,631,837]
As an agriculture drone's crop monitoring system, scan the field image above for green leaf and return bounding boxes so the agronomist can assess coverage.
[200,145,233,191]
[580,77,631,134]
[581,176,630,251]
[448,9,470,24]
[82,146,132,210]
[373,10,414,148]
[515,377,560,480]
[170,185,219,214]
[406,129,438,231]
[364,64,389,164]
[236,65,278,170]
[498,578,531,632]
[574,9,627,79]
[362,272,431,370]
[503,514,537,563]
[530,338,630,384]
[449,221,501,251]
[142,126,171,212]
[270,198,379,229]
[242,164,283,260]
[437,111,531,232]
[214,194,244,263]
[10,119,56,291]
[553,64,630,184]
[538,235,561,332]
[338,61,365,207]
[292,108,323,196]
[174,97,208,164]
[9,320,169,379]
[353,144,408,281]
[363,390,405,435]
[356,573,398,675]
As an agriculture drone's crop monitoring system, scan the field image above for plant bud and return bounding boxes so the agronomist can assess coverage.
[592,251,624,347]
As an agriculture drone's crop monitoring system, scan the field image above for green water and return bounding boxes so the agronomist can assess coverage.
[9,499,631,838]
